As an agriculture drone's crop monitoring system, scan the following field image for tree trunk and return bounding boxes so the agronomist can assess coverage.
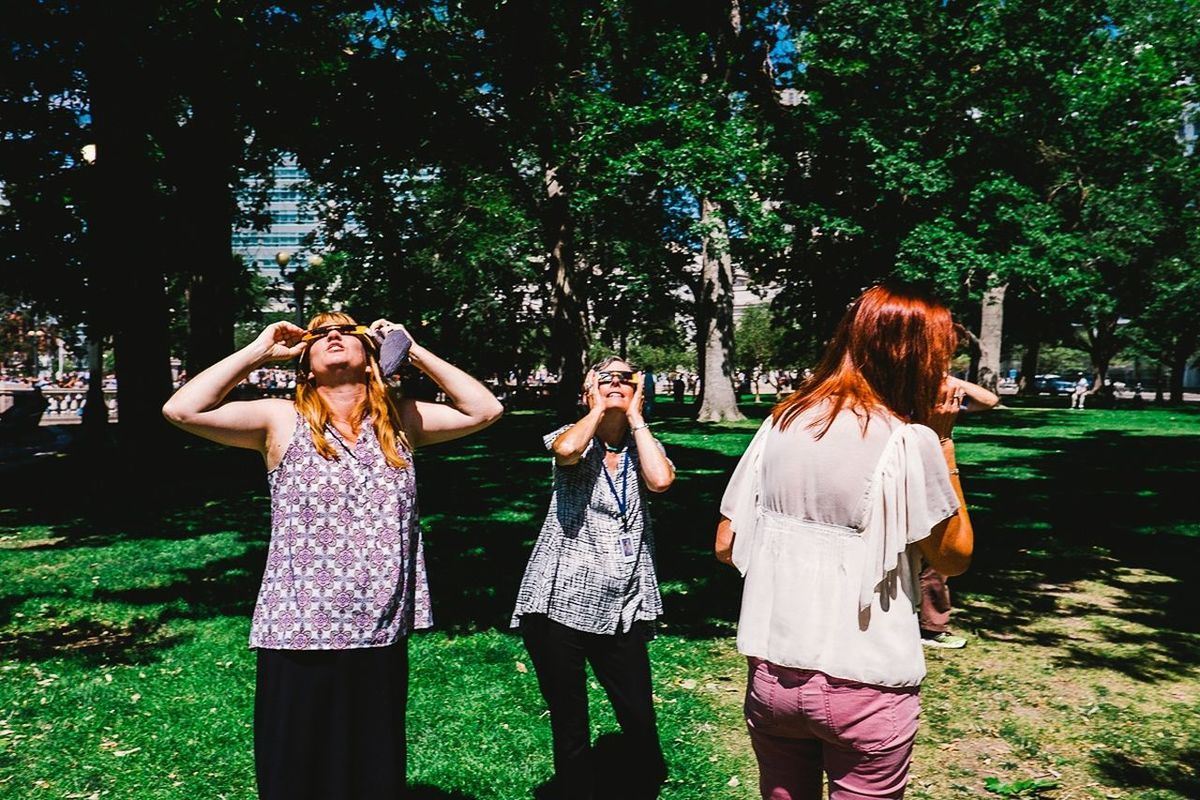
[977,279,1006,393]
[696,197,744,422]
[1167,335,1195,404]
[545,165,589,419]
[81,336,108,432]
[88,4,173,452]
[180,81,238,377]
[962,328,982,382]
[1085,315,1121,394]
[1019,337,1041,395]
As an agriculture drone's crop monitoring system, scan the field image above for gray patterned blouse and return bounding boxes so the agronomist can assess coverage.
[511,425,666,635]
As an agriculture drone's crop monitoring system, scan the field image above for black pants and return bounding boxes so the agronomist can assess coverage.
[255,641,409,800]
[520,614,667,800]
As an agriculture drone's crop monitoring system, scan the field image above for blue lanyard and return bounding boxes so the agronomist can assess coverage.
[602,448,630,519]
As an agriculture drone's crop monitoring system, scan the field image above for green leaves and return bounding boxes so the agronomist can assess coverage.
[983,775,1060,797]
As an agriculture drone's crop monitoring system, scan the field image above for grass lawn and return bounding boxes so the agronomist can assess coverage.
[0,401,1197,799]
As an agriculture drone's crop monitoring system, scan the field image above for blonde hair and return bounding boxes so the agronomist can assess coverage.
[295,311,410,468]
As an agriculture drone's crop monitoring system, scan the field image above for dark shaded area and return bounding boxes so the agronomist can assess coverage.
[0,614,189,665]
[946,409,1200,685]
[532,732,663,800]
[1,407,1197,681]
[1093,747,1200,798]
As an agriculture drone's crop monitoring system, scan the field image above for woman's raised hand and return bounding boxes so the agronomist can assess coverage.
[369,318,414,345]
[254,321,307,363]
[627,372,646,424]
[582,370,605,409]
[928,377,966,440]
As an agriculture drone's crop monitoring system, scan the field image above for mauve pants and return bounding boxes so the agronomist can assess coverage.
[744,658,920,800]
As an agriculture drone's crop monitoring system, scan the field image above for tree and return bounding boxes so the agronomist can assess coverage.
[735,303,778,402]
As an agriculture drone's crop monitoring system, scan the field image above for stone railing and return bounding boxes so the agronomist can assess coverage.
[0,386,119,423]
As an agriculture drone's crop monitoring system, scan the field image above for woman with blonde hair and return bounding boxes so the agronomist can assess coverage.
[714,284,975,799]
[163,313,502,800]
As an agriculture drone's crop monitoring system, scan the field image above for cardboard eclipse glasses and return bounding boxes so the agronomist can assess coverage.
[300,323,413,376]
[596,370,638,385]
[301,323,373,344]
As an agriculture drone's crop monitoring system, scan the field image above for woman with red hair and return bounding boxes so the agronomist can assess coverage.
[163,314,502,800]
[714,284,974,800]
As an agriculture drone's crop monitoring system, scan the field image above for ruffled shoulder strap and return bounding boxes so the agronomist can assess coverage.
[730,417,775,576]
[856,424,940,611]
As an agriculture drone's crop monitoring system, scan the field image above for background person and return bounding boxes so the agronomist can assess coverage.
[512,357,675,800]
[1071,375,1090,409]
[162,313,502,800]
[920,376,998,650]
[714,284,975,800]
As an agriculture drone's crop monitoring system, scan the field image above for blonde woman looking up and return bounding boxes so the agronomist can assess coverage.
[162,312,502,800]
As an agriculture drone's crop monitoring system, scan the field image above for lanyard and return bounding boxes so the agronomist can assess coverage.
[602,448,630,519]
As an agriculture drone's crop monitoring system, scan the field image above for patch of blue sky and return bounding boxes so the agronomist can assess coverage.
[751,2,806,81]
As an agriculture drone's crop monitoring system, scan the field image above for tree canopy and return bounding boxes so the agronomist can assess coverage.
[2,0,1198,438]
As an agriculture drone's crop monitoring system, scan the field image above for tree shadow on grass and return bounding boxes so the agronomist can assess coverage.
[0,441,271,549]
[945,421,1200,683]
[1093,746,1200,798]
[2,409,1197,679]
[93,549,266,621]
[0,614,191,665]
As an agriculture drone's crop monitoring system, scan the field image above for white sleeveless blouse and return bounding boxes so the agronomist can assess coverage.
[720,408,959,687]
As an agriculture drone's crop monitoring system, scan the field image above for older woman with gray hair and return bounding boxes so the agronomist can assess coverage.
[512,356,675,800]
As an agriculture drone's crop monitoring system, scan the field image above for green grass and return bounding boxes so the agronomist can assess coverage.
[1,402,1198,798]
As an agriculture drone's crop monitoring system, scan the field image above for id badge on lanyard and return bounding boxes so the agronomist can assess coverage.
[604,450,638,565]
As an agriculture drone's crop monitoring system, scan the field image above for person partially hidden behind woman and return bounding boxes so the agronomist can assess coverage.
[162,313,502,800]
[513,357,675,800]
[714,284,975,800]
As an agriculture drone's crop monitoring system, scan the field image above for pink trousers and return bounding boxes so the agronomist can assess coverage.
[744,658,921,800]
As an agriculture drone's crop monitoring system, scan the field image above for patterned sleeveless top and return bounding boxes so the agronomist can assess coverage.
[249,411,433,650]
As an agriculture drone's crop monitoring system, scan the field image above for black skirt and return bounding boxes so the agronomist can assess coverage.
[255,640,409,800]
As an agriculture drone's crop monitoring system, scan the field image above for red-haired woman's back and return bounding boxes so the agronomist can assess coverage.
[715,283,974,800]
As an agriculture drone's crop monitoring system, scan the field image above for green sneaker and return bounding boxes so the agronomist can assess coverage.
[921,632,967,649]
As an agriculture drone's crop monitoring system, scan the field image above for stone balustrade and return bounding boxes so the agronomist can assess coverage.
[0,386,119,423]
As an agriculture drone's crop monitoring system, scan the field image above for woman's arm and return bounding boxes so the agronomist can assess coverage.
[388,329,503,448]
[627,376,674,492]
[918,439,974,575]
[551,408,603,466]
[549,371,605,466]
[714,515,735,565]
[949,376,1000,411]
[162,321,306,453]
[919,380,975,575]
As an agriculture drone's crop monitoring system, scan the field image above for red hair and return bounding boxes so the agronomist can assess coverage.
[773,284,957,437]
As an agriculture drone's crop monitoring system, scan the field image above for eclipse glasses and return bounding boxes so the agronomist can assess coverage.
[301,323,373,344]
[596,370,638,385]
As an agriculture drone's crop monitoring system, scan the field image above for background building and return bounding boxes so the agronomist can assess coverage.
[231,158,318,291]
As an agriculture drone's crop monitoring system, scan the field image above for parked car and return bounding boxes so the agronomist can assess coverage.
[1032,374,1077,395]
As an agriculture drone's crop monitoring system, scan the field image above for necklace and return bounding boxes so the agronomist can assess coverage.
[603,441,625,452]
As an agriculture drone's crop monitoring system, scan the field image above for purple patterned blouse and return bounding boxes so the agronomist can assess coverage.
[249,412,433,650]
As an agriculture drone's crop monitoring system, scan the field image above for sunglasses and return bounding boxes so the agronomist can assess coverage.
[596,370,638,385]
[301,324,373,343]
